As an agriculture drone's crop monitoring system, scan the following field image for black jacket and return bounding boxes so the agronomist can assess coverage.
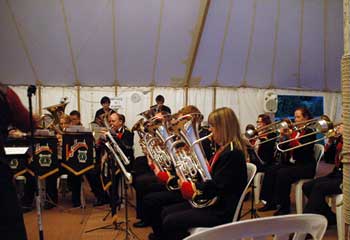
[197,143,247,221]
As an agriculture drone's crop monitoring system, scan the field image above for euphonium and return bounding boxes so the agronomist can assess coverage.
[146,114,181,190]
[171,113,217,208]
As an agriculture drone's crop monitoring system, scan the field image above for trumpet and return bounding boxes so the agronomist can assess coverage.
[276,119,333,153]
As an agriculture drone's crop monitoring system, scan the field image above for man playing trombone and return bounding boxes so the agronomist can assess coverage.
[259,107,316,215]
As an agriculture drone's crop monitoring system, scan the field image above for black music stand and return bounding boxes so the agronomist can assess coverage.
[4,146,30,198]
[27,85,45,240]
[61,131,95,223]
[85,150,124,233]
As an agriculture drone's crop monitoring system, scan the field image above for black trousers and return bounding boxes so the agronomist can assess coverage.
[142,190,184,237]
[133,172,165,219]
[303,172,342,219]
[0,162,27,240]
[161,201,230,240]
[260,163,315,210]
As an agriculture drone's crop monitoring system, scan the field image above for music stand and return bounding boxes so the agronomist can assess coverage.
[85,149,124,233]
[61,131,95,223]
[4,146,30,198]
[27,85,45,240]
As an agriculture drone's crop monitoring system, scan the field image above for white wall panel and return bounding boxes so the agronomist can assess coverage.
[188,88,214,120]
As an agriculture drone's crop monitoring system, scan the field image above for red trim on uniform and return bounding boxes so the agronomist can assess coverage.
[180,181,196,200]
[149,163,155,170]
[157,171,170,184]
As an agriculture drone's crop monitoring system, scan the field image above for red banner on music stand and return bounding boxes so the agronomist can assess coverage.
[61,132,94,176]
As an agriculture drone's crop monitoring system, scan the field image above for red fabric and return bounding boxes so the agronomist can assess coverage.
[209,150,222,170]
[6,88,31,131]
[289,130,305,148]
[149,162,155,170]
[335,137,343,167]
[157,171,170,184]
[180,181,196,200]
[117,132,123,139]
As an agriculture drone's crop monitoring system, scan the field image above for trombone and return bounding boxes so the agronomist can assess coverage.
[276,119,334,153]
[245,119,291,145]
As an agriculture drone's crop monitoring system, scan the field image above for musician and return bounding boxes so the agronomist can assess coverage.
[102,112,134,204]
[150,95,171,115]
[94,96,115,121]
[144,107,247,240]
[302,123,343,225]
[0,83,28,239]
[259,106,316,215]
[133,105,215,228]
[246,114,277,172]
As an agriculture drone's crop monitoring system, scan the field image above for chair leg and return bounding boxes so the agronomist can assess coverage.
[253,173,263,205]
[335,195,344,240]
[295,181,304,214]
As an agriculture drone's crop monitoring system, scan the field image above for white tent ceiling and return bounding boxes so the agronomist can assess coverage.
[0,0,343,91]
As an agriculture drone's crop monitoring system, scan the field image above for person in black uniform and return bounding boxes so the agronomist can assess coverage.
[105,112,134,205]
[302,123,343,225]
[94,96,115,121]
[144,107,247,240]
[246,114,277,172]
[150,95,171,115]
[0,83,28,239]
[259,106,316,215]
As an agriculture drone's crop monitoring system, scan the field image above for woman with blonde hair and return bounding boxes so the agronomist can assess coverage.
[145,107,248,240]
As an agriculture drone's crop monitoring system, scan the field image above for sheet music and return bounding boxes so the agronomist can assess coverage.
[4,147,29,155]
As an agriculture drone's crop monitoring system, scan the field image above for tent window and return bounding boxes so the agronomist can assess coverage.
[275,95,324,120]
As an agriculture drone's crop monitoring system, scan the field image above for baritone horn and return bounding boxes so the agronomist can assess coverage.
[171,113,217,208]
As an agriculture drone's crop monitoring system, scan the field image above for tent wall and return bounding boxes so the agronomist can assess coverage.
[11,85,341,157]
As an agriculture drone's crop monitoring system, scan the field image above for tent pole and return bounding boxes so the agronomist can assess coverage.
[342,1,350,239]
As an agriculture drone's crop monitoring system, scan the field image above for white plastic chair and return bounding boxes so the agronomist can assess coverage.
[189,162,257,235]
[184,214,328,240]
[327,194,344,240]
[295,144,324,214]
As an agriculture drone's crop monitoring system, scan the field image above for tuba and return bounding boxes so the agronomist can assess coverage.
[170,113,217,208]
[38,98,69,133]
